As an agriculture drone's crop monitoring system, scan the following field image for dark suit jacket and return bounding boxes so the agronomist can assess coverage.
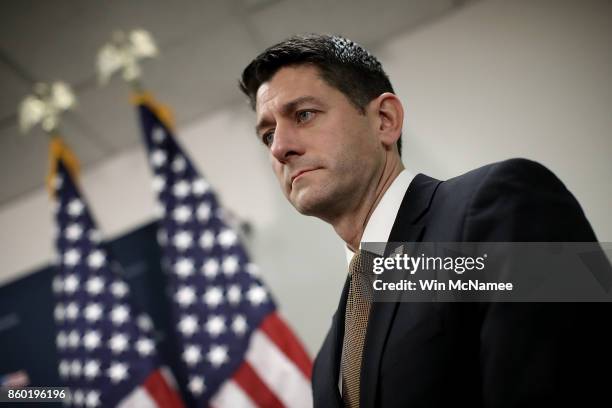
[312,158,612,407]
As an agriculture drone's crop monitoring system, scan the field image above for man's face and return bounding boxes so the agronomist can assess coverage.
[255,65,384,220]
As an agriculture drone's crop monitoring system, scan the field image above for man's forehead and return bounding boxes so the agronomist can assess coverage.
[255,65,327,113]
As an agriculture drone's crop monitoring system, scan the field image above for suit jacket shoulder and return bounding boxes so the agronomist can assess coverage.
[409,158,597,242]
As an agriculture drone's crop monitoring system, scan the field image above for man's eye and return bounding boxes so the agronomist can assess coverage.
[262,131,274,147]
[296,110,315,123]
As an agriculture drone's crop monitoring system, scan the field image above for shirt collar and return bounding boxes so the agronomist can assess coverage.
[345,169,415,265]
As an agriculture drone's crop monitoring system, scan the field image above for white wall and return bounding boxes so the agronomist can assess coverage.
[1,0,611,355]
[379,0,612,241]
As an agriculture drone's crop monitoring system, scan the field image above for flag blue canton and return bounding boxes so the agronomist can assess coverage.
[137,105,276,405]
[52,160,164,407]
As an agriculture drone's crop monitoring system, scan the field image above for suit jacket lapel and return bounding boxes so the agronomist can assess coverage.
[316,274,350,407]
[360,173,441,407]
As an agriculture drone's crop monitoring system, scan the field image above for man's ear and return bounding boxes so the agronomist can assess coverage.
[371,92,404,149]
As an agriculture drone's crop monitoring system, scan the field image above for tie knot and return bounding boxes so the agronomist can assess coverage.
[349,250,376,276]
[348,250,363,277]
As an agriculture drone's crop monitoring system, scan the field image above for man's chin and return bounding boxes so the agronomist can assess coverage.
[291,199,316,216]
[290,190,333,218]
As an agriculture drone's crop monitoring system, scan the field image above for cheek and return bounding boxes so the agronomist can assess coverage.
[270,160,287,189]
[269,154,281,175]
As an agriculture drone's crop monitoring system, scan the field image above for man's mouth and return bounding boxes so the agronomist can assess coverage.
[290,168,319,184]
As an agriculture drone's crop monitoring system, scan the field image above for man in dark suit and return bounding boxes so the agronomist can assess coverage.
[239,34,611,407]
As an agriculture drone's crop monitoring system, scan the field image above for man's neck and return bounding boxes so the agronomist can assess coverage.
[333,156,404,251]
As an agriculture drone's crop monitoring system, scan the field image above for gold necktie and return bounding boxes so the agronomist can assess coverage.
[341,250,373,408]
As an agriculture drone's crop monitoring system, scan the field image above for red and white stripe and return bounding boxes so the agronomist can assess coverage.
[211,312,313,408]
[118,367,184,408]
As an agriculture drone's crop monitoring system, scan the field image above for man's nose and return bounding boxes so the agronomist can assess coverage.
[270,123,302,163]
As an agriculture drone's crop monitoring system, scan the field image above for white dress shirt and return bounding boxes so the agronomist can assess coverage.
[344,169,416,264]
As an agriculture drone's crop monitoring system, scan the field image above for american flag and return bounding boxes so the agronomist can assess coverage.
[50,138,185,407]
[135,99,313,407]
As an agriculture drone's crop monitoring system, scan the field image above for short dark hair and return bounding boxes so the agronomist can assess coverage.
[239,34,401,156]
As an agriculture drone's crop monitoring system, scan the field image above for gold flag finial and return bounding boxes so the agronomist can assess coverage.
[130,91,176,132]
[47,136,80,198]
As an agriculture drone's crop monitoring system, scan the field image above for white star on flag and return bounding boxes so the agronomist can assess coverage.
[64,274,79,293]
[246,285,268,306]
[205,315,225,337]
[175,285,196,307]
[65,223,83,240]
[196,203,211,221]
[83,330,101,350]
[199,230,215,249]
[173,180,190,198]
[87,250,106,269]
[110,281,129,298]
[67,199,84,216]
[192,178,210,195]
[222,255,239,276]
[89,229,102,243]
[202,259,219,279]
[152,175,165,192]
[175,258,194,277]
[84,302,103,322]
[52,276,63,294]
[218,229,237,248]
[178,314,199,337]
[173,205,192,223]
[188,376,206,396]
[206,345,228,368]
[154,202,166,218]
[59,360,70,378]
[173,230,193,251]
[152,127,165,144]
[150,150,166,167]
[227,285,241,305]
[84,360,101,380]
[231,315,248,336]
[67,330,80,348]
[64,249,81,267]
[108,333,129,354]
[183,345,202,367]
[203,287,223,308]
[73,390,84,405]
[55,305,65,322]
[65,302,79,320]
[110,305,130,325]
[71,360,82,377]
[107,362,129,383]
[246,263,260,277]
[135,337,155,356]
[172,156,186,172]
[137,314,154,332]
[85,390,101,407]
[56,332,67,349]
[86,276,105,296]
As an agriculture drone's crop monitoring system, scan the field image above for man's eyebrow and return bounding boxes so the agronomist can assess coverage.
[255,96,323,136]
